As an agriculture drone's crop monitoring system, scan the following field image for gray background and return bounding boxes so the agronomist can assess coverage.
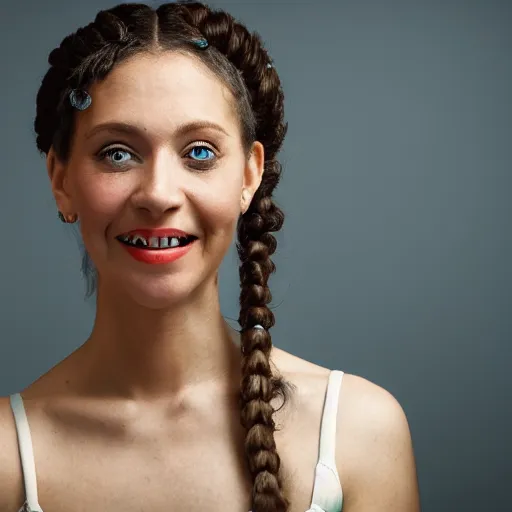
[0,0,510,510]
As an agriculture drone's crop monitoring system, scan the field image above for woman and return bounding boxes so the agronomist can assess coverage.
[0,2,420,511]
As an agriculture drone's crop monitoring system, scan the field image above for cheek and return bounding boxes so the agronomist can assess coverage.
[72,172,130,243]
[193,172,243,235]
[75,173,127,216]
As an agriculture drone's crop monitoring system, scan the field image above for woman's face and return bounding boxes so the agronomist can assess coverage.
[48,52,264,308]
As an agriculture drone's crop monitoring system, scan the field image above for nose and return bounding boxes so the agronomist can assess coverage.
[130,151,185,219]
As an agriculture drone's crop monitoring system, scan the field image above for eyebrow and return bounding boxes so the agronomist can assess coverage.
[84,120,231,140]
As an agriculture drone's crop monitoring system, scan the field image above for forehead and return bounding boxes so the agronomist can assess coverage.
[76,52,239,139]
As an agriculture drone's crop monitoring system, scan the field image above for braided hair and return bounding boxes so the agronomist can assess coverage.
[35,3,290,511]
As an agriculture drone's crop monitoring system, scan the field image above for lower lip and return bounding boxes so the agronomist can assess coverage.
[120,240,196,265]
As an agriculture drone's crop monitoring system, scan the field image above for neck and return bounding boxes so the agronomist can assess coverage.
[78,279,242,402]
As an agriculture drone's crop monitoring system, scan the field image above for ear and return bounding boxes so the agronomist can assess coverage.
[47,146,74,215]
[241,141,265,214]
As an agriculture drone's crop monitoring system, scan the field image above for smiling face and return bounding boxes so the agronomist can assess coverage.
[48,51,264,308]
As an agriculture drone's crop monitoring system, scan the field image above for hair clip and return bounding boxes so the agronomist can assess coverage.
[69,89,92,111]
[253,324,265,330]
[266,63,273,69]
[192,38,209,49]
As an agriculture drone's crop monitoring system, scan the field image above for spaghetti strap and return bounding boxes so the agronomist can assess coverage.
[9,393,44,512]
[317,370,344,467]
[308,370,344,512]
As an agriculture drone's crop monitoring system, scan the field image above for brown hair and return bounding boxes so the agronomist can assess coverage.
[35,2,291,511]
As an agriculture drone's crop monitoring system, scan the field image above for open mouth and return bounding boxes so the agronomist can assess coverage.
[116,233,198,250]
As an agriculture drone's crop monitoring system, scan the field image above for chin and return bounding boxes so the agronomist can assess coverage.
[122,276,196,310]
[113,269,213,311]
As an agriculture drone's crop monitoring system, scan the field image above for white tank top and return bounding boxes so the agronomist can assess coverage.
[10,370,344,512]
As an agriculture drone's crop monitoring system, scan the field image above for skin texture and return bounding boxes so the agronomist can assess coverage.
[0,52,420,512]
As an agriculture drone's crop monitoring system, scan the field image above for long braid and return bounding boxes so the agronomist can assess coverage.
[170,4,290,510]
[34,2,290,510]
[237,179,288,512]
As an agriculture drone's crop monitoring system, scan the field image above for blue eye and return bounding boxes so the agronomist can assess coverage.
[98,146,134,169]
[188,146,215,161]
[107,149,132,166]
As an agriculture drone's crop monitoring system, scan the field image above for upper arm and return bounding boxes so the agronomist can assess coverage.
[0,396,25,512]
[336,374,421,512]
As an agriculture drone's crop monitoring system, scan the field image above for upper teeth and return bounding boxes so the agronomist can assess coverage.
[120,235,187,248]
[132,234,148,246]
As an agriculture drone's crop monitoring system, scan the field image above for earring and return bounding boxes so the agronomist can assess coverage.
[58,211,78,223]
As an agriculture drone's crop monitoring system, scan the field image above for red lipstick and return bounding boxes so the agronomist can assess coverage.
[123,244,194,264]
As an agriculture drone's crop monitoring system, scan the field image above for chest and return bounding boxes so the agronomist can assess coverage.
[31,406,322,512]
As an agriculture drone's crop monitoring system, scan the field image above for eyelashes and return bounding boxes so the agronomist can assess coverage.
[96,141,218,171]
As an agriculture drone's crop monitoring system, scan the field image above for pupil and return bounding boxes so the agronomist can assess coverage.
[193,148,207,159]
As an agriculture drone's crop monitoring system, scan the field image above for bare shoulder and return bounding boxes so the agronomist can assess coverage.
[272,349,420,511]
[0,396,26,511]
[337,374,421,512]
